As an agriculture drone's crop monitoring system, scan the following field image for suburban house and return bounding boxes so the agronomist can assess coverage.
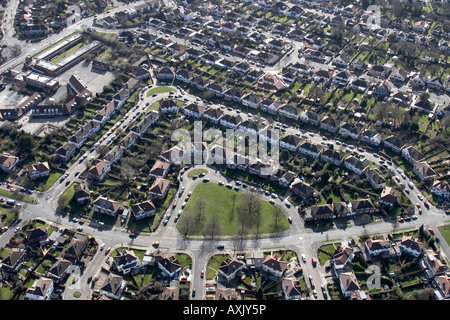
[25,226,48,246]
[131,200,156,220]
[413,161,437,182]
[320,149,344,166]
[344,156,369,175]
[87,160,111,181]
[73,182,91,204]
[279,134,302,152]
[154,254,181,279]
[320,116,340,133]
[400,236,424,257]
[431,180,450,199]
[305,204,334,221]
[160,146,184,164]
[331,245,354,270]
[217,257,245,282]
[339,123,361,140]
[365,169,386,190]
[1,248,26,272]
[351,199,375,215]
[100,274,125,300]
[0,154,19,173]
[298,142,323,159]
[365,237,392,257]
[282,278,302,300]
[261,255,287,280]
[338,272,362,298]
[383,136,404,153]
[184,103,205,118]
[300,110,321,126]
[47,259,72,282]
[435,275,450,300]
[378,186,399,208]
[111,250,142,275]
[290,179,315,199]
[242,93,262,109]
[93,196,121,216]
[159,99,178,114]
[219,114,243,129]
[27,161,50,180]
[260,98,280,115]
[202,108,223,124]
[149,178,171,199]
[422,249,447,279]
[279,104,300,120]
[360,129,382,146]
[402,146,425,164]
[149,160,170,179]
[62,233,88,262]
[26,277,54,300]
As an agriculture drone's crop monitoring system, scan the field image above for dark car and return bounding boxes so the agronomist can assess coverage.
[87,276,92,284]
[192,289,196,297]
[217,245,225,250]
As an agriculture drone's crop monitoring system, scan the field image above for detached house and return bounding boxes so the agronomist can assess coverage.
[379,186,399,208]
[26,277,54,300]
[339,123,361,140]
[242,93,262,110]
[300,110,321,126]
[383,136,404,154]
[93,196,120,216]
[365,237,391,257]
[73,182,91,204]
[290,180,315,199]
[149,178,170,199]
[149,161,170,179]
[27,162,50,180]
[431,180,450,199]
[262,255,287,280]
[131,200,156,220]
[402,146,425,165]
[111,250,142,275]
[344,156,369,175]
[87,160,111,181]
[279,134,301,152]
[298,142,323,159]
[154,254,181,278]
[360,129,382,146]
[320,116,340,133]
[0,154,19,173]
[331,245,354,270]
[320,149,344,166]
[339,272,361,298]
[400,236,424,257]
[413,161,437,182]
[365,169,386,190]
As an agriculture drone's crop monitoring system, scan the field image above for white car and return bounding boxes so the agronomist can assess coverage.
[301,254,306,263]
[100,243,105,250]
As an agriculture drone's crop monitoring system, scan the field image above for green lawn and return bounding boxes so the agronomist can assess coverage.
[187,169,208,178]
[438,224,450,247]
[177,182,289,236]
[0,189,37,204]
[146,86,174,96]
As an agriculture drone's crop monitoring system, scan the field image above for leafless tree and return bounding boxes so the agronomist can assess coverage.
[203,215,222,241]
[178,213,195,236]
[271,205,284,233]
[192,199,207,227]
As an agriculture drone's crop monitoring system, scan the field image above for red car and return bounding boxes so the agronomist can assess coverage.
[428,228,435,234]
[398,218,405,223]
[312,258,317,267]
[172,201,177,208]
[200,270,204,278]
[105,247,111,254]
[416,204,421,208]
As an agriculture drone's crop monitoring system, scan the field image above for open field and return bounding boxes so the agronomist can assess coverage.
[176,182,289,236]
